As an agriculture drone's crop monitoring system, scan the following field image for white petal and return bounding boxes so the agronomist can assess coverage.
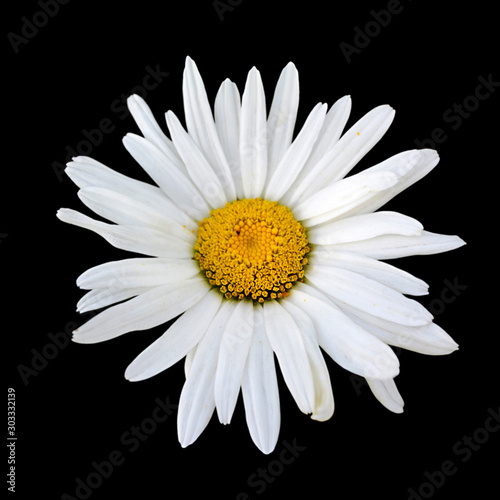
[282,95,351,206]
[307,211,423,246]
[240,67,267,199]
[341,149,440,217]
[177,300,234,448]
[77,187,196,242]
[184,346,197,378]
[166,110,228,209]
[264,103,327,202]
[288,283,399,379]
[125,288,222,381]
[76,287,150,313]
[66,156,158,194]
[292,171,398,226]
[182,57,236,199]
[77,257,200,290]
[302,95,352,171]
[123,133,209,220]
[65,157,196,230]
[126,94,181,163]
[281,300,334,421]
[309,249,428,296]
[325,230,466,259]
[73,277,211,344]
[263,300,315,415]
[56,209,193,258]
[241,306,280,454]
[343,306,459,355]
[214,299,254,424]
[214,79,243,199]
[366,378,404,413]
[287,105,395,205]
[266,62,299,173]
[306,264,433,326]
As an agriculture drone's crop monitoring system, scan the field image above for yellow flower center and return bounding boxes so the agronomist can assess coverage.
[195,198,309,302]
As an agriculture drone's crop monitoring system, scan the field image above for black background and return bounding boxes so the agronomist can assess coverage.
[4,1,497,498]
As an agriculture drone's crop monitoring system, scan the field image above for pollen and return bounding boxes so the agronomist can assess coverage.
[194,198,310,302]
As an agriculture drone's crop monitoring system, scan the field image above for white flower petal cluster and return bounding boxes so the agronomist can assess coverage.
[58,57,465,453]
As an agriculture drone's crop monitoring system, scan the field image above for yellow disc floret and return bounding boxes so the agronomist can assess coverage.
[194,198,309,302]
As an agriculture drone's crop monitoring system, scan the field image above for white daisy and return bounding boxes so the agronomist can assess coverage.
[57,57,465,454]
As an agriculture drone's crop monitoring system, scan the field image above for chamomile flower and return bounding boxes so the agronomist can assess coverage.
[57,57,465,453]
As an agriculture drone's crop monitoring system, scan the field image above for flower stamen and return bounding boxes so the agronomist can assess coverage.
[195,198,309,302]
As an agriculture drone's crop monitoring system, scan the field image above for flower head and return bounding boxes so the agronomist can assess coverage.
[57,56,465,453]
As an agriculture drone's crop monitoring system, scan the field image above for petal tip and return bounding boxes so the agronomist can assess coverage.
[124,366,139,382]
[127,94,142,104]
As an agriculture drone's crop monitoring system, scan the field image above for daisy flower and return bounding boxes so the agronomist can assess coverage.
[57,57,465,454]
